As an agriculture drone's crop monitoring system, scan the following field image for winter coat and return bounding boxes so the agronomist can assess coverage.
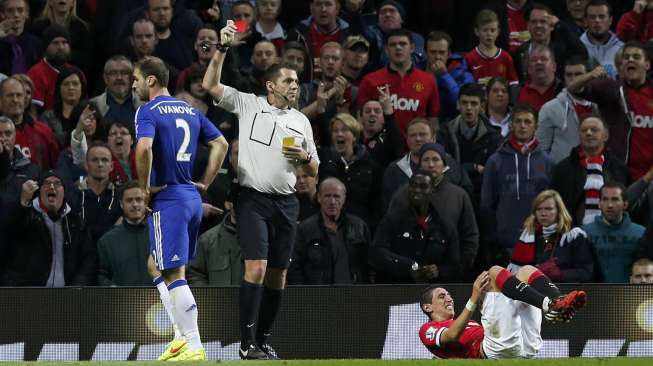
[550,147,630,226]
[436,53,476,122]
[537,89,598,163]
[0,148,40,205]
[480,141,553,249]
[289,213,371,285]
[96,219,151,286]
[583,213,645,283]
[188,214,242,286]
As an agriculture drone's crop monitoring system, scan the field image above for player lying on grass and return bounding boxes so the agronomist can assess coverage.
[419,265,586,359]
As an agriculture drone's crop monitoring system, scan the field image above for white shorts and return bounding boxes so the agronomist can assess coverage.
[481,292,543,359]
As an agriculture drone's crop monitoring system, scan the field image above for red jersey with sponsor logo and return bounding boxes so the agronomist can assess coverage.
[625,84,653,180]
[419,319,484,359]
[356,66,440,137]
[14,120,60,170]
[507,4,529,54]
[464,48,519,85]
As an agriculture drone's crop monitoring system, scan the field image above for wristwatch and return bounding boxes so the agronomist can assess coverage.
[216,43,230,53]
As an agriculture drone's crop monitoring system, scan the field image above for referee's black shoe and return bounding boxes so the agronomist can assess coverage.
[239,343,269,360]
[258,343,280,360]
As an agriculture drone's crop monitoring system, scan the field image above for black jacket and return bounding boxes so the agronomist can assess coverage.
[2,201,96,286]
[371,200,462,284]
[550,147,630,226]
[0,148,40,205]
[289,213,371,285]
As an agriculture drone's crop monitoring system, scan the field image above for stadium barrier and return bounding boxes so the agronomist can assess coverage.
[0,284,652,360]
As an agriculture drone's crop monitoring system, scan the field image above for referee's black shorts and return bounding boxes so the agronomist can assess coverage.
[236,186,299,268]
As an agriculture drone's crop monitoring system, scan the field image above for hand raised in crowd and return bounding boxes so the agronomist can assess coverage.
[316,81,337,113]
[21,179,39,207]
[220,20,237,46]
[0,18,18,38]
[74,104,95,139]
[377,83,393,114]
[634,0,648,13]
[431,60,447,75]
[589,66,607,80]
[333,75,349,100]
[206,2,221,22]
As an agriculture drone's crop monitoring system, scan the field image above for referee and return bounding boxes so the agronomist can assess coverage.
[203,21,319,360]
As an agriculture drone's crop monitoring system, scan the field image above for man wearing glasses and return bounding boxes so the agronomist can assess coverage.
[90,56,143,125]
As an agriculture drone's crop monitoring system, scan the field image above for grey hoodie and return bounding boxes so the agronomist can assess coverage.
[536,88,598,163]
[580,31,623,79]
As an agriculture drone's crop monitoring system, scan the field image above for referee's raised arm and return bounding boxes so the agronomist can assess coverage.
[202,20,237,102]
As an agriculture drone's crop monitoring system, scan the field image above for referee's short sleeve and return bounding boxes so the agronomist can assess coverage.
[215,85,248,115]
[135,105,155,139]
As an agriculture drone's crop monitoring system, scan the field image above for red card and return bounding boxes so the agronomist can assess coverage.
[234,20,247,33]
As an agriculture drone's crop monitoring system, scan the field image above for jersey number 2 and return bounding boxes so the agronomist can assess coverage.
[176,119,192,162]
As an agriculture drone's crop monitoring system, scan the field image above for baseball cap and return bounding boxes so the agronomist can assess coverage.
[342,35,370,51]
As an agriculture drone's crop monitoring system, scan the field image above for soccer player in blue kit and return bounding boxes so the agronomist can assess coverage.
[133,56,229,361]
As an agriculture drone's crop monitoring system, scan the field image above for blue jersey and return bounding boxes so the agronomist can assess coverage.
[135,95,221,187]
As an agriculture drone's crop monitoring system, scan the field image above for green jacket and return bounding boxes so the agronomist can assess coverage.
[188,214,242,286]
[96,219,151,286]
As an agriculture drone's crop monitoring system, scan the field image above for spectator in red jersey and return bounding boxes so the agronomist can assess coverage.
[481,0,533,54]
[357,28,440,138]
[568,42,653,181]
[513,3,587,82]
[372,170,462,284]
[537,55,597,163]
[426,31,475,123]
[340,35,370,87]
[254,0,286,53]
[517,45,561,111]
[465,9,519,88]
[509,189,596,282]
[485,76,512,137]
[0,76,59,170]
[287,0,352,81]
[27,25,83,111]
[0,0,42,75]
[419,267,587,359]
[616,0,653,43]
[550,114,629,226]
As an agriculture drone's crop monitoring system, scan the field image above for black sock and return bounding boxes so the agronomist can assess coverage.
[255,287,283,345]
[529,273,560,299]
[497,269,547,309]
[240,281,264,347]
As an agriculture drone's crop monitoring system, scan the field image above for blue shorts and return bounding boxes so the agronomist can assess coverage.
[148,187,202,271]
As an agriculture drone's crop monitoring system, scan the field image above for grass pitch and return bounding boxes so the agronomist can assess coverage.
[2,358,652,365]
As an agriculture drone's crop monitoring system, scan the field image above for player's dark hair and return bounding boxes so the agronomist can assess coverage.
[599,181,627,201]
[585,0,612,18]
[459,83,486,102]
[426,31,452,51]
[564,54,589,70]
[385,28,413,44]
[526,3,554,21]
[512,102,538,121]
[419,286,438,316]
[119,180,142,200]
[136,56,170,87]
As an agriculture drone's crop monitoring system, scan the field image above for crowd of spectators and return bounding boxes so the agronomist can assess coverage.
[2,0,653,287]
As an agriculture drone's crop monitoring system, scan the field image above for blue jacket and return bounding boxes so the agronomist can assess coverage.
[583,213,645,283]
[436,53,475,122]
[480,141,553,249]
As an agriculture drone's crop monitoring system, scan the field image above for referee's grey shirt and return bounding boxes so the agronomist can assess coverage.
[216,85,319,195]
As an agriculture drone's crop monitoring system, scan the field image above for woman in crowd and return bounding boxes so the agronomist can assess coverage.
[40,67,87,147]
[485,76,512,138]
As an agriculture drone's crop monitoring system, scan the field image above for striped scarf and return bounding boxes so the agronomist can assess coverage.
[511,224,558,265]
[578,149,604,225]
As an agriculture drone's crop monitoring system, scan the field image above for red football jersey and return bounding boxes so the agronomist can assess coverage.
[419,319,484,359]
[506,3,529,54]
[625,84,653,180]
[517,82,557,112]
[464,48,519,85]
[356,66,440,137]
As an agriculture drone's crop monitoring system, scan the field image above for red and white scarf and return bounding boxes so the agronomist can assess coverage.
[578,149,604,225]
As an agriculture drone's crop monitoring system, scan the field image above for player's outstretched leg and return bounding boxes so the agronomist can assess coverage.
[147,256,186,361]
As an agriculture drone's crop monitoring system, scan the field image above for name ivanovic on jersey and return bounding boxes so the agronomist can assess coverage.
[156,104,196,115]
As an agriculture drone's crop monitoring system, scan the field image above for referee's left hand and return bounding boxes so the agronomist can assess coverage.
[282,145,307,163]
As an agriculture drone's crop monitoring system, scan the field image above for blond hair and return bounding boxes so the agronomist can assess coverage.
[330,113,362,140]
[38,0,88,28]
[475,9,499,28]
[522,189,573,234]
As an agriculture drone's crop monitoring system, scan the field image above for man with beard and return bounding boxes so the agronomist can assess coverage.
[27,25,83,111]
[580,0,623,79]
[133,56,228,361]
[569,42,653,181]
[145,0,193,72]
[90,56,143,125]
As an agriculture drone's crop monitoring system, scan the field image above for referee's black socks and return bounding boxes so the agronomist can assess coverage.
[240,281,264,346]
[256,287,283,345]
